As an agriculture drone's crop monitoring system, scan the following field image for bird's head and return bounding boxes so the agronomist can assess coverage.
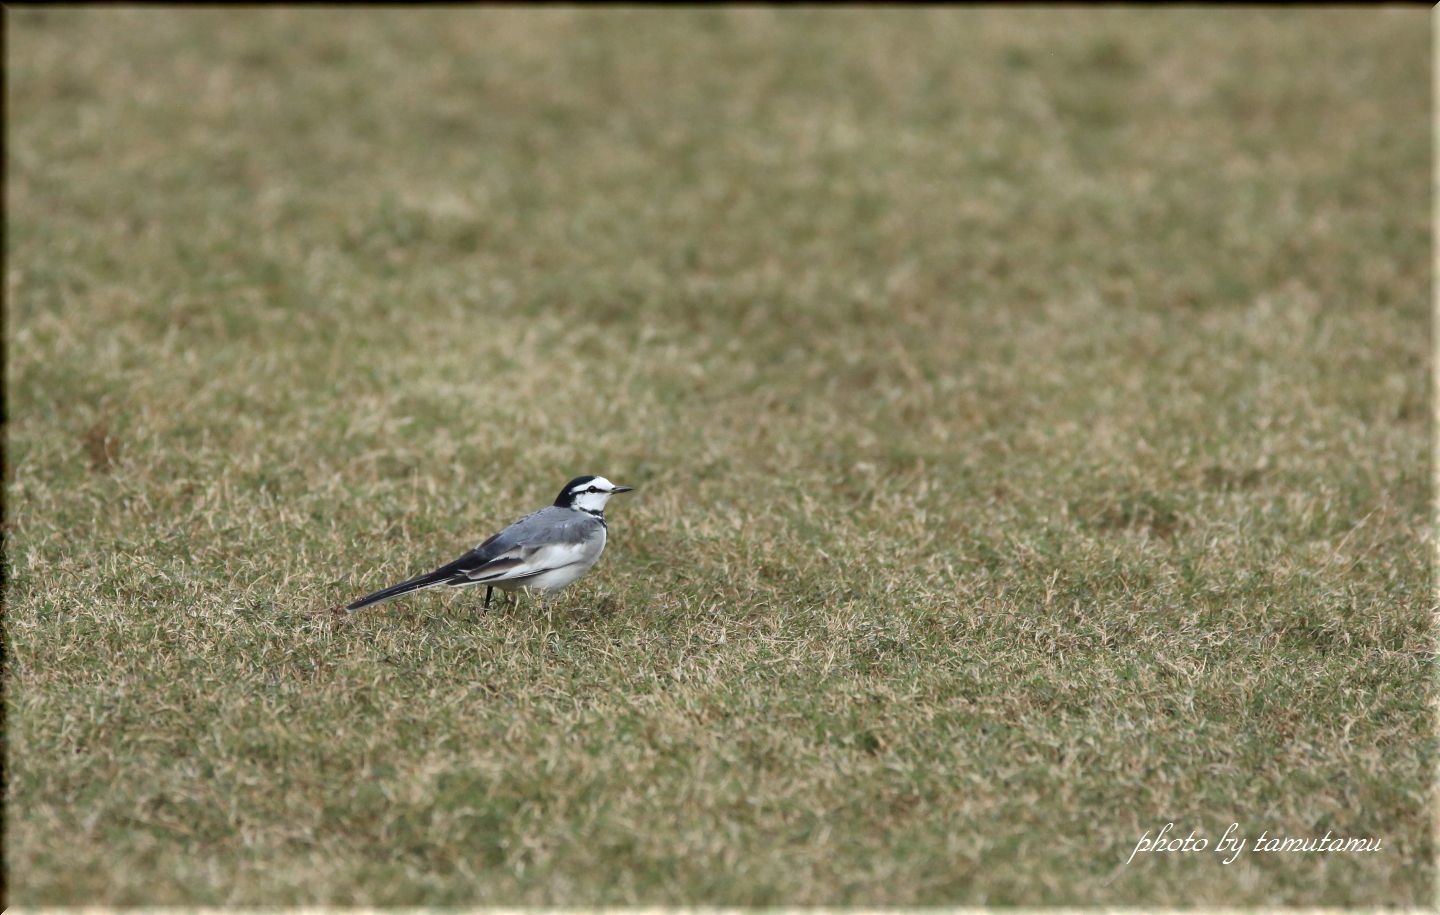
[555,475,635,513]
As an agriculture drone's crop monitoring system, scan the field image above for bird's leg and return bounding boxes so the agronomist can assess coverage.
[485,586,494,609]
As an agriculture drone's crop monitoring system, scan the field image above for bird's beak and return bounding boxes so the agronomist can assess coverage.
[611,485,635,494]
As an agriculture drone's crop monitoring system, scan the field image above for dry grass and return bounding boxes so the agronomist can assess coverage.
[5,7,1433,906]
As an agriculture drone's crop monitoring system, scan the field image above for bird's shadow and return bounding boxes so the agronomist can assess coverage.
[308,589,623,629]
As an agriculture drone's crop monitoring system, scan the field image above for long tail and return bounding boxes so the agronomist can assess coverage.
[346,570,451,612]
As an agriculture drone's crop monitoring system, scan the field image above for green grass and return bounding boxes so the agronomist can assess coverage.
[5,7,1433,906]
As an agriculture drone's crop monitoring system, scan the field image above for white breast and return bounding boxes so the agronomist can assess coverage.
[493,526,606,593]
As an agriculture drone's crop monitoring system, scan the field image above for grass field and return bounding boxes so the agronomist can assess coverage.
[5,7,1433,907]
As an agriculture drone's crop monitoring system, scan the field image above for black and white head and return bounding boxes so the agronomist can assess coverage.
[554,475,634,515]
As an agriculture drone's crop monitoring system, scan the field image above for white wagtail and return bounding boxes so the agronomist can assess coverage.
[346,475,634,613]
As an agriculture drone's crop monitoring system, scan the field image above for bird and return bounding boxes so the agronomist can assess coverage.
[346,475,635,613]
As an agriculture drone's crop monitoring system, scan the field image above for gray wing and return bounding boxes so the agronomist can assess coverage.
[426,507,604,586]
[346,508,602,610]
